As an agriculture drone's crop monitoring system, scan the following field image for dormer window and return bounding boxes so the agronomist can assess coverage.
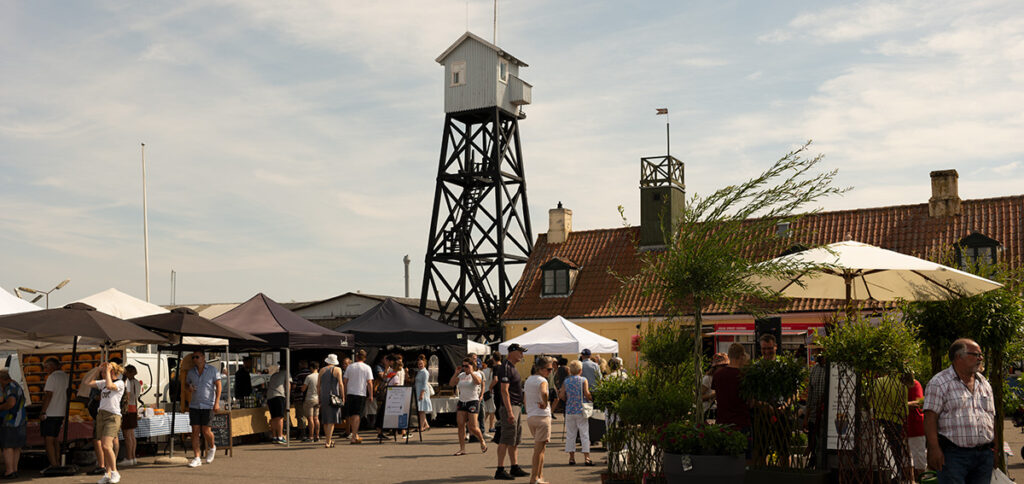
[499,59,509,83]
[955,232,1001,269]
[451,61,466,87]
[541,258,579,297]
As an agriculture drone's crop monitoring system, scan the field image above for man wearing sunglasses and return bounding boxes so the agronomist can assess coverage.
[186,351,222,469]
[923,338,994,484]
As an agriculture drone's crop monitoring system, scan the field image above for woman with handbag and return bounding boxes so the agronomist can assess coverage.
[557,360,593,466]
[318,354,345,448]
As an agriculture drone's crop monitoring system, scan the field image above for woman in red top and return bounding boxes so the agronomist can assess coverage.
[903,373,925,480]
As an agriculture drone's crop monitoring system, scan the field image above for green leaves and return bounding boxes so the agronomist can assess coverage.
[818,312,921,375]
[740,356,808,403]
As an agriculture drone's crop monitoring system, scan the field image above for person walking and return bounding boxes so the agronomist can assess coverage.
[344,350,374,444]
[0,370,27,480]
[319,355,344,448]
[493,344,529,480]
[119,365,141,467]
[712,343,751,458]
[186,351,221,469]
[302,361,320,443]
[449,358,486,455]
[579,349,601,392]
[525,357,553,484]
[40,357,68,471]
[558,360,593,466]
[90,363,124,484]
[414,355,433,432]
[924,338,995,484]
[481,357,497,434]
[266,365,288,444]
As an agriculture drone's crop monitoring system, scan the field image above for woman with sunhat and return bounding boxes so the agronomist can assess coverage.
[318,354,344,448]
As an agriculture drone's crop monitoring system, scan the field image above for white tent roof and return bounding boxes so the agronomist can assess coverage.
[499,315,620,355]
[0,286,41,315]
[467,339,489,355]
[75,288,169,319]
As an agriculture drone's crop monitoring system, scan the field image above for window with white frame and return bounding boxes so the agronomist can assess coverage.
[498,59,509,83]
[451,61,466,87]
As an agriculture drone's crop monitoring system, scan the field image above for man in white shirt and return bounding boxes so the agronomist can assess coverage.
[343,349,374,444]
[40,358,68,469]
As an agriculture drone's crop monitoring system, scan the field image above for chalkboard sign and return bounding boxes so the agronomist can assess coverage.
[210,411,233,456]
[381,386,413,430]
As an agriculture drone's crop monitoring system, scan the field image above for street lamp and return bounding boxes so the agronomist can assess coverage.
[17,279,70,309]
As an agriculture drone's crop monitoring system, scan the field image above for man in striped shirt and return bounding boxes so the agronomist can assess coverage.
[923,338,994,484]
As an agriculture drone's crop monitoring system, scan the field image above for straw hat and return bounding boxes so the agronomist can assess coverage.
[324,354,340,366]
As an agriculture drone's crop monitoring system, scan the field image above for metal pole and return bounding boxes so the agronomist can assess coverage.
[285,348,290,448]
[403,255,411,298]
[493,0,497,44]
[666,120,670,157]
[142,143,151,302]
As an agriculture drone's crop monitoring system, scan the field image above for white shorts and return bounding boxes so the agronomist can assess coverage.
[908,435,926,470]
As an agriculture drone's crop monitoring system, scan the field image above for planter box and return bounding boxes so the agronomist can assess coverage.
[600,472,635,484]
[662,453,745,484]
[745,468,829,484]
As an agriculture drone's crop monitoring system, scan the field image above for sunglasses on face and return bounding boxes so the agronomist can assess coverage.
[192,355,201,359]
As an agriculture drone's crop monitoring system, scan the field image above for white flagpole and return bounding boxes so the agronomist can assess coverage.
[142,143,151,302]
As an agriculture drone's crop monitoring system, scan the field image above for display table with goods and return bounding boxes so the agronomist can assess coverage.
[229,406,297,437]
[119,412,192,439]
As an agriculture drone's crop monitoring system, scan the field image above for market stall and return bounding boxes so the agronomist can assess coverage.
[214,293,353,446]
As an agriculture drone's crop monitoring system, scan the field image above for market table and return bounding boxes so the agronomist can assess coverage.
[119,413,192,439]
[229,406,297,437]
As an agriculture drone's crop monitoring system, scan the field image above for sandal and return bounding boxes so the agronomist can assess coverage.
[481,443,488,454]
[454,450,467,456]
[568,457,576,465]
[584,458,595,466]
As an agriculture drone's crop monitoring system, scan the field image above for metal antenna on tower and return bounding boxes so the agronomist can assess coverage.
[493,0,498,44]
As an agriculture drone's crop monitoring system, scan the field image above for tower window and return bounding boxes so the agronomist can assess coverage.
[499,59,509,83]
[451,61,466,87]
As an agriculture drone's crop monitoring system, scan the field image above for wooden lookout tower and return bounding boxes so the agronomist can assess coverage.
[420,32,534,339]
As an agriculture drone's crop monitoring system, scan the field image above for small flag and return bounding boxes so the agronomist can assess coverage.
[655,108,668,115]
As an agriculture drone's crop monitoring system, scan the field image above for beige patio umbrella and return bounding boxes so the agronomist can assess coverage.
[751,240,1002,303]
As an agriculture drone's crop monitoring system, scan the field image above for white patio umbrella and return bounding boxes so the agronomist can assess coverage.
[751,240,1003,303]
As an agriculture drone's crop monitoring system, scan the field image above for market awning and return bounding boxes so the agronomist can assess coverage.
[705,330,808,336]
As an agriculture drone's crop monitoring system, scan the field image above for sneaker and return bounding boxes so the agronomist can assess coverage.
[187,457,202,468]
[205,446,217,464]
[97,474,111,484]
[109,472,121,484]
[117,459,133,467]
[510,465,529,477]
[494,468,514,480]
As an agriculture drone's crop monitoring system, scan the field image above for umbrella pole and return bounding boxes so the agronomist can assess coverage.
[285,347,290,448]
[60,336,78,467]
[170,349,182,459]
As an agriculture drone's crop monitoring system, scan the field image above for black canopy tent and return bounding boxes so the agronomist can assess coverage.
[335,298,468,378]
[212,293,354,446]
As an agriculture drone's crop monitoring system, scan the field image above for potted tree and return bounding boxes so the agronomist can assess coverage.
[658,421,746,483]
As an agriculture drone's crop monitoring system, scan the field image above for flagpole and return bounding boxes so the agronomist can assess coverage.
[656,108,670,156]
[142,142,151,302]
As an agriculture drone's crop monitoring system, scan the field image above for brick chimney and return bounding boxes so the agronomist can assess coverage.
[547,202,572,244]
[929,170,961,217]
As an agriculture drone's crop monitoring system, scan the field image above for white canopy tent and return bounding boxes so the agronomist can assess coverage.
[75,288,169,319]
[0,286,41,315]
[499,315,619,355]
[468,339,489,355]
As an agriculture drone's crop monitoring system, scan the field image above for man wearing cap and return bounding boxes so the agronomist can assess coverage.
[580,349,602,392]
[493,344,528,480]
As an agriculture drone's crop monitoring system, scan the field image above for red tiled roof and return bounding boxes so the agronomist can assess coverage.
[502,195,1024,321]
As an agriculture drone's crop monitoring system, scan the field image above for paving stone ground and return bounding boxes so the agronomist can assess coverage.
[10,419,1024,483]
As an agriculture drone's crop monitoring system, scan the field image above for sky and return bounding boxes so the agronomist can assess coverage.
[2,0,1022,308]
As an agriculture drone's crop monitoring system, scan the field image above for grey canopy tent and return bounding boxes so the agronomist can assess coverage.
[212,293,354,447]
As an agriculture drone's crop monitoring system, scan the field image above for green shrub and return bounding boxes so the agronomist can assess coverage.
[818,312,920,375]
[740,356,807,403]
[657,421,747,456]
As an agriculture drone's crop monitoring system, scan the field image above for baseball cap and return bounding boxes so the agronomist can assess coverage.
[507,343,528,353]
[581,349,592,356]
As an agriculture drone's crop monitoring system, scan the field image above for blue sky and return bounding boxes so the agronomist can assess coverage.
[2,0,1022,307]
